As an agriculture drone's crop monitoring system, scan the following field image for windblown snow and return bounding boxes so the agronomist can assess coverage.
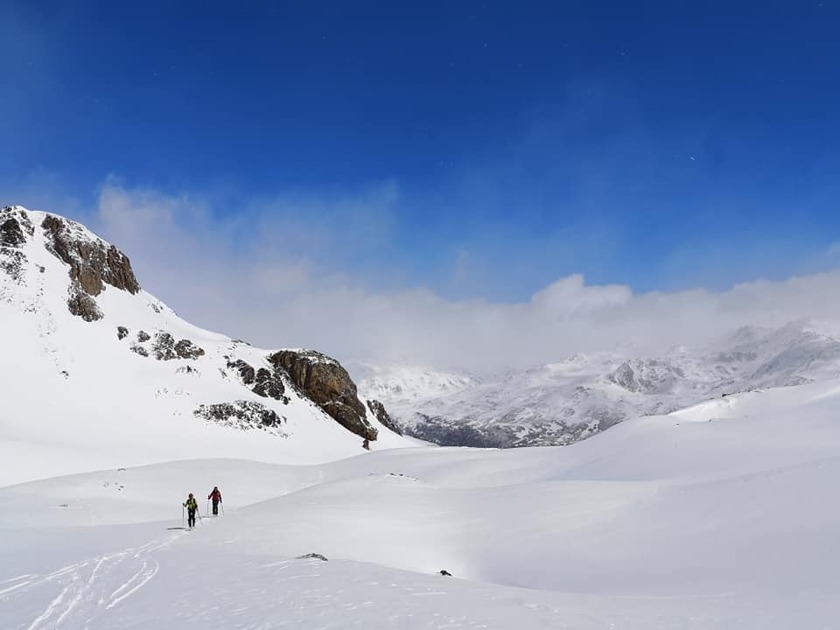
[2,206,840,628]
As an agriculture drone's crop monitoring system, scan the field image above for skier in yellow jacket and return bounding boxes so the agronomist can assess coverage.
[183,493,198,528]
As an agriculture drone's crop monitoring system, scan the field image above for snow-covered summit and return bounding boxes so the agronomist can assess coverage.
[0,206,412,486]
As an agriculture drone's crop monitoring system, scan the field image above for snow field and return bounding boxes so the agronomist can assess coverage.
[4,379,840,627]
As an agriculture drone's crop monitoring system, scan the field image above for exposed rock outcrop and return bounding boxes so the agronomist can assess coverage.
[227,359,289,402]
[367,399,402,435]
[67,287,103,322]
[193,400,286,434]
[0,208,34,285]
[269,349,378,441]
[38,214,140,321]
[0,249,26,285]
[41,215,140,296]
[150,332,205,361]
[0,215,27,247]
[229,359,256,385]
[124,328,205,361]
[174,338,205,360]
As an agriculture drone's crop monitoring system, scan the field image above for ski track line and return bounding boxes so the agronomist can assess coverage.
[0,565,81,599]
[14,530,185,630]
[26,584,71,630]
[106,559,160,609]
[0,574,37,586]
[0,578,38,597]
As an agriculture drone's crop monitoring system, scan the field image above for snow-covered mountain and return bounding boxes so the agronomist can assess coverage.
[0,205,410,485]
[356,321,840,447]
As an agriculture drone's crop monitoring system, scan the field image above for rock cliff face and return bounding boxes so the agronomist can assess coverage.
[41,214,140,297]
[270,349,378,441]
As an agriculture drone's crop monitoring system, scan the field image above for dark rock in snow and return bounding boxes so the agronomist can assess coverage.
[174,338,205,360]
[67,286,103,322]
[193,400,286,432]
[228,359,256,385]
[0,216,27,247]
[152,332,177,360]
[253,367,287,401]
[151,332,204,361]
[296,553,328,561]
[227,359,289,402]
[0,209,34,283]
[117,326,129,340]
[0,249,27,283]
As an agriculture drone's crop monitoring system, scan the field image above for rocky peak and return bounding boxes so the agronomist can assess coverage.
[2,206,143,321]
[40,214,140,297]
[269,349,379,441]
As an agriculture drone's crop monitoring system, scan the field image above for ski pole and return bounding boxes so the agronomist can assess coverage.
[220,502,224,516]
[207,499,210,515]
[182,505,185,528]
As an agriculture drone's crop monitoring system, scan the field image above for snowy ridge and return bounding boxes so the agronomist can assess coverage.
[357,322,840,447]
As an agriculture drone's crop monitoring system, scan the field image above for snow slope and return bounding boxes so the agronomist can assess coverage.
[3,379,840,628]
[0,206,411,486]
[358,322,840,447]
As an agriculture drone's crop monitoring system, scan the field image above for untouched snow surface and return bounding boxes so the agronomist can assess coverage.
[4,379,840,628]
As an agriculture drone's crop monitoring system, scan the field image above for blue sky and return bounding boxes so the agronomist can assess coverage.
[3,0,840,308]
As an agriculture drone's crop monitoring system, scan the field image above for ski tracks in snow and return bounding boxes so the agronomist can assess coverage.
[1,534,180,629]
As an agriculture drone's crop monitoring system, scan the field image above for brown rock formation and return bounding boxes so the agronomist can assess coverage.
[39,214,140,321]
[41,215,140,296]
[269,349,378,441]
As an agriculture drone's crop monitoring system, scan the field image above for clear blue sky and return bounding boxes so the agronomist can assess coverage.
[3,0,840,301]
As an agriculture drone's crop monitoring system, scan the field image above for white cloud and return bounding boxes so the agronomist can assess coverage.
[71,184,840,373]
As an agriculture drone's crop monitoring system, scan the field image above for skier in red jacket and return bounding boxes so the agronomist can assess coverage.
[208,486,222,516]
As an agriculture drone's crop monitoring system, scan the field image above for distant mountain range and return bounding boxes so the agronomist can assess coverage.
[354,321,840,447]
